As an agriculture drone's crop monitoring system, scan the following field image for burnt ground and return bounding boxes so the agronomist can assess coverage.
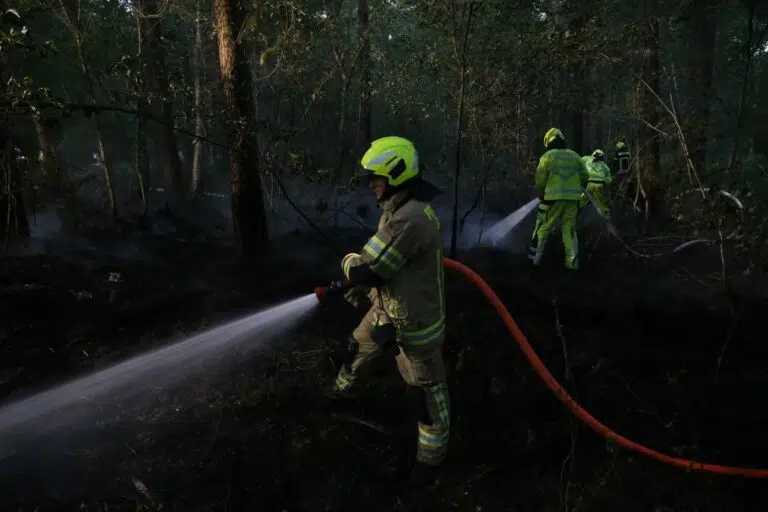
[0,227,767,511]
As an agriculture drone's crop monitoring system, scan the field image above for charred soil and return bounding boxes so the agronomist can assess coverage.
[0,230,766,511]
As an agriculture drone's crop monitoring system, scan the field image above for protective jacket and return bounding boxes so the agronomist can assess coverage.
[614,145,630,173]
[586,161,612,185]
[536,149,588,201]
[342,189,446,347]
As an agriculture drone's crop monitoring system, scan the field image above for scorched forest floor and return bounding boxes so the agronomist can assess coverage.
[0,227,767,511]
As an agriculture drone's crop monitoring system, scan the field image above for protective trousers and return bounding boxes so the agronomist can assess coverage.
[529,200,579,269]
[333,306,450,466]
[580,182,610,217]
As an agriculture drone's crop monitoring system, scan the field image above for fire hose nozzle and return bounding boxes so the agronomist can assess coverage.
[314,279,350,302]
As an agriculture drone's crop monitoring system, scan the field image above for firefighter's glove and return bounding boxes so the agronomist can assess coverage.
[371,323,400,356]
[343,286,370,309]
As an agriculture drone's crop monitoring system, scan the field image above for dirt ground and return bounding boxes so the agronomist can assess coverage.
[1,227,767,511]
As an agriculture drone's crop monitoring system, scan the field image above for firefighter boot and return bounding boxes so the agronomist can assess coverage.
[324,337,362,405]
[409,461,440,488]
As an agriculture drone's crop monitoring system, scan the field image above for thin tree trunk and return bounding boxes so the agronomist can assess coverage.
[356,0,372,155]
[686,0,717,171]
[57,0,117,219]
[450,3,476,258]
[137,0,184,201]
[135,109,149,217]
[134,12,149,216]
[33,116,62,193]
[78,47,116,218]
[638,9,661,226]
[727,3,755,173]
[191,0,205,198]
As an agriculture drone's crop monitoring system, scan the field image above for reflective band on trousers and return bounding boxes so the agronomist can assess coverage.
[546,187,582,196]
[428,382,450,425]
[376,305,445,346]
[418,424,449,447]
[401,316,446,346]
[335,371,352,391]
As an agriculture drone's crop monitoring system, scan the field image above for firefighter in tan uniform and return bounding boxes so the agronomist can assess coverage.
[331,136,449,487]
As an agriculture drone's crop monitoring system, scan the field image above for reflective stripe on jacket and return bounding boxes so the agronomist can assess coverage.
[342,189,446,346]
[536,148,588,201]
[586,160,612,184]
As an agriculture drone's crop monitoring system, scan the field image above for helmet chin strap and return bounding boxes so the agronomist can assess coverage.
[378,181,411,204]
[378,184,397,203]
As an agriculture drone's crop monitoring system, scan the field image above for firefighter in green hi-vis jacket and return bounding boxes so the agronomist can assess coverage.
[529,128,589,269]
[579,148,613,218]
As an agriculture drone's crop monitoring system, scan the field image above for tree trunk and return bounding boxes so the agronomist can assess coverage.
[134,12,149,216]
[191,0,205,199]
[449,3,476,259]
[727,3,755,173]
[136,0,184,200]
[356,0,372,155]
[326,0,348,175]
[570,62,586,154]
[0,136,29,242]
[213,0,270,258]
[337,77,350,175]
[135,107,149,217]
[33,116,63,194]
[638,11,661,226]
[686,0,717,172]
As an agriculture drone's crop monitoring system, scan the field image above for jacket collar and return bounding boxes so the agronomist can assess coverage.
[379,188,411,213]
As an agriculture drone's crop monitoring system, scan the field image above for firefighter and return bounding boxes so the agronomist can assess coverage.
[614,140,630,175]
[529,128,589,269]
[331,136,449,487]
[579,148,612,217]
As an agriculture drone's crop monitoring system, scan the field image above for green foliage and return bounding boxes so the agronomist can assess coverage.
[0,0,765,259]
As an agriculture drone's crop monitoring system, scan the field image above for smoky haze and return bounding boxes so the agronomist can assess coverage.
[0,295,319,500]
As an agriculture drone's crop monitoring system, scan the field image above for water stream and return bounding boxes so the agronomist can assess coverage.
[0,293,320,455]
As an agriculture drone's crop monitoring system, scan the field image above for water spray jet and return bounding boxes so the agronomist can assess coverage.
[0,293,320,456]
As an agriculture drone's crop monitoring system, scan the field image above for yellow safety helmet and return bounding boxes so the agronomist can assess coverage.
[360,136,420,187]
[616,141,626,149]
[592,149,605,159]
[543,127,565,148]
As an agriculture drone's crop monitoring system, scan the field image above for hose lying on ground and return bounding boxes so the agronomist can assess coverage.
[275,171,766,477]
[443,256,768,478]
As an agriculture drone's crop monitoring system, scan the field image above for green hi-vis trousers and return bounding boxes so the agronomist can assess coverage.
[529,199,579,269]
[333,306,450,466]
[580,182,610,217]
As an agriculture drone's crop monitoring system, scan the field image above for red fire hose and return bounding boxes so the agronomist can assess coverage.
[442,257,768,478]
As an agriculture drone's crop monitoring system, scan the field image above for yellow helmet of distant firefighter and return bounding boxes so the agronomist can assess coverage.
[543,128,565,148]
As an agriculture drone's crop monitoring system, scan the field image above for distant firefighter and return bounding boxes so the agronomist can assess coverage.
[614,140,630,175]
[529,128,588,269]
[579,149,612,218]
